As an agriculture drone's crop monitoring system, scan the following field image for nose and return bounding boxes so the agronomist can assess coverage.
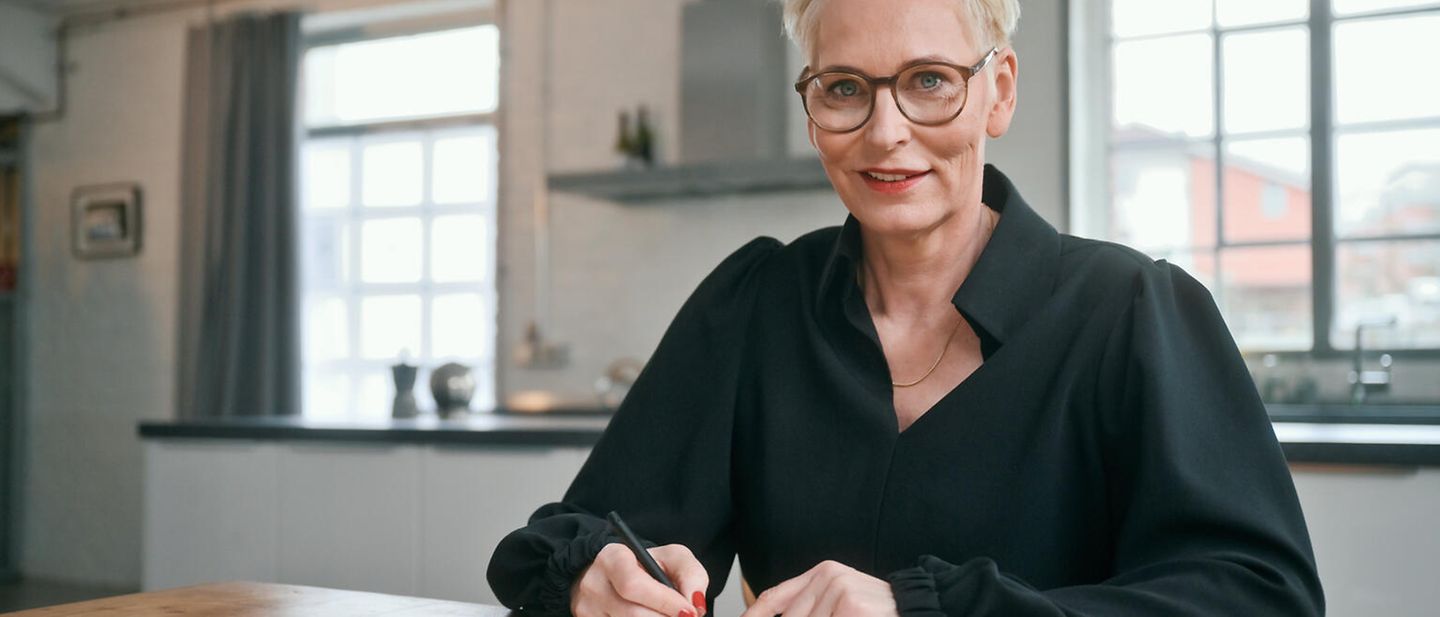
[863,86,912,149]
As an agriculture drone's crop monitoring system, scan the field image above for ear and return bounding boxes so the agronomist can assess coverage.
[985,48,1019,139]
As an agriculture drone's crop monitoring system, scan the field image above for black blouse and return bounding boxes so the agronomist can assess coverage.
[487,165,1324,616]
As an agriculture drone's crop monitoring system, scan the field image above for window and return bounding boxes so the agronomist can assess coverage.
[300,25,499,420]
[1080,0,1440,354]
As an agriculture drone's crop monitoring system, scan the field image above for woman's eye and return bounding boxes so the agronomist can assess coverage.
[827,80,861,97]
[915,72,945,89]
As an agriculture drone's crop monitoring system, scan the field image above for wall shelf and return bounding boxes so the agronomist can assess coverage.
[546,157,831,202]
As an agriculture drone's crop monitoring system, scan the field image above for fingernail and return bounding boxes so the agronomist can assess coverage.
[678,610,695,617]
[693,590,706,614]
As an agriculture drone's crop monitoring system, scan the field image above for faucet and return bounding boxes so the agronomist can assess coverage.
[1349,317,1397,404]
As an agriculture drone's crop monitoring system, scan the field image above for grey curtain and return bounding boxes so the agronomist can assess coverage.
[177,12,301,418]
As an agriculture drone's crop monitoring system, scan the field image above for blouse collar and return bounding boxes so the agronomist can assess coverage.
[815,164,1062,348]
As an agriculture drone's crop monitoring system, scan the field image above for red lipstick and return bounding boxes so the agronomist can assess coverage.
[858,168,930,194]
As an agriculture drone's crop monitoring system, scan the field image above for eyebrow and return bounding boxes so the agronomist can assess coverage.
[815,55,958,75]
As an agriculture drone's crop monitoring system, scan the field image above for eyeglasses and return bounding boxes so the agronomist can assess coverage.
[793,47,999,133]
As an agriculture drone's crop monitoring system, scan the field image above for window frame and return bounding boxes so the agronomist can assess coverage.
[298,21,501,418]
[1072,0,1440,362]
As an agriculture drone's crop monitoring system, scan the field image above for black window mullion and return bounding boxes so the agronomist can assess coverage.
[1310,0,1337,354]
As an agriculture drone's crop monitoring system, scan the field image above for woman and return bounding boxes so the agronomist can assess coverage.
[488,0,1325,615]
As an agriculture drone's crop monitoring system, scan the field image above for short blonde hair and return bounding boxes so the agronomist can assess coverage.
[782,0,1020,63]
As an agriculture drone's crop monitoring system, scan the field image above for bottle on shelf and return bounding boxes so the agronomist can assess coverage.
[614,110,636,169]
[634,105,655,168]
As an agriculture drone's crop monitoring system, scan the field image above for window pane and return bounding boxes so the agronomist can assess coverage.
[1335,240,1440,349]
[302,216,349,288]
[1222,28,1308,134]
[1111,146,1218,251]
[360,218,423,283]
[1112,0,1212,37]
[1334,128,1440,237]
[304,25,499,127]
[433,131,494,204]
[304,296,348,362]
[1334,0,1440,15]
[1223,137,1312,243]
[303,371,350,420]
[1113,34,1215,139]
[1217,0,1307,27]
[354,369,393,420]
[432,294,489,359]
[302,141,351,209]
[360,295,421,359]
[431,215,488,283]
[361,140,424,207]
[1220,245,1313,350]
[1334,14,1440,125]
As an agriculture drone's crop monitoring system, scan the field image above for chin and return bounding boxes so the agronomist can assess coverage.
[846,198,953,237]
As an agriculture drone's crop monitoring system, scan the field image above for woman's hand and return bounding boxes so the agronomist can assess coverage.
[739,560,898,617]
[572,542,710,617]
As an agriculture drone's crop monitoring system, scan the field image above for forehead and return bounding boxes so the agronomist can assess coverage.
[811,0,979,71]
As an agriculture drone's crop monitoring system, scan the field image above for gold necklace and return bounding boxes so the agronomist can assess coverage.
[857,205,995,389]
[891,315,964,388]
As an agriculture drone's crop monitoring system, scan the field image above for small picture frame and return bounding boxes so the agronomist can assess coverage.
[72,183,142,259]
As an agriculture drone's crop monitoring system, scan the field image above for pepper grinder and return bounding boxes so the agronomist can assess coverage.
[391,362,419,419]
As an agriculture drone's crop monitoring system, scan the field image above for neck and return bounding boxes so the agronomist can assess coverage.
[857,204,998,325]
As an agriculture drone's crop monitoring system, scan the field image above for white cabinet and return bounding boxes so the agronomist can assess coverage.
[418,445,591,603]
[142,440,281,587]
[142,440,589,602]
[143,438,749,614]
[278,444,423,595]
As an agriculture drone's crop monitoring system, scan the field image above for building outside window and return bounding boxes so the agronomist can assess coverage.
[298,24,500,419]
[1076,0,1440,355]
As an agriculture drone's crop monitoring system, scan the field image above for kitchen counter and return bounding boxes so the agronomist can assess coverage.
[138,406,1440,466]
[137,412,610,447]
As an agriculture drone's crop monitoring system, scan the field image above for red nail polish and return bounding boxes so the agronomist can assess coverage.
[679,610,695,617]
[692,590,706,609]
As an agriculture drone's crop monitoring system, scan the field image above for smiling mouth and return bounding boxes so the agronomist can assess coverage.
[863,170,929,182]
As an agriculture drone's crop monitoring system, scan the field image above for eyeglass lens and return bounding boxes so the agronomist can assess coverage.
[801,63,970,131]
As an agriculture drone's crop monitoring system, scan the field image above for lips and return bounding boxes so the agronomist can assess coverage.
[858,169,930,194]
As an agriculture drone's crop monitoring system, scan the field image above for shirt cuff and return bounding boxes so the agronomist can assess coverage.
[887,564,948,617]
[539,527,617,616]
[538,526,658,616]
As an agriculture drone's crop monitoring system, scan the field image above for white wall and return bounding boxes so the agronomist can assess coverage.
[18,0,487,587]
[24,9,188,586]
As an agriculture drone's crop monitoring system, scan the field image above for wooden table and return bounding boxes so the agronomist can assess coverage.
[2,581,515,616]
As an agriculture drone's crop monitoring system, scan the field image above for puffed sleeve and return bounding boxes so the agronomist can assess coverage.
[486,237,781,616]
[884,260,1325,616]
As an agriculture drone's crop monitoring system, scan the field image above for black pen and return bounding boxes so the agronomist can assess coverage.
[606,510,678,591]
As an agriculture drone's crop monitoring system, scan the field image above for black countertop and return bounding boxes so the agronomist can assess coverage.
[138,413,611,447]
[138,407,1440,466]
